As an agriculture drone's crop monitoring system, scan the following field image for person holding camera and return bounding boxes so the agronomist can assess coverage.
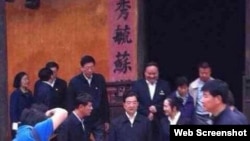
[13,104,68,141]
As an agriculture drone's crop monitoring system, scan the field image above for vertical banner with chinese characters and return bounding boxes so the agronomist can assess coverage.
[108,0,137,82]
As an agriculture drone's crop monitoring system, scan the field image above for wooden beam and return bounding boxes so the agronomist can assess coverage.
[0,1,8,140]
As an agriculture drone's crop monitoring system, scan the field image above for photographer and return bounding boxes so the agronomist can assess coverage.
[13,104,68,141]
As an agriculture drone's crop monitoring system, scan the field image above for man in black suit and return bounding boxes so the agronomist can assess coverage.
[34,61,67,108]
[57,93,93,141]
[34,67,57,109]
[45,61,67,108]
[67,55,110,141]
[108,91,152,141]
[131,61,171,140]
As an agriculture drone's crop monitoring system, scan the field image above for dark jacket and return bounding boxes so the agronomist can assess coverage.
[232,108,249,124]
[213,106,249,125]
[53,78,67,108]
[34,81,57,109]
[159,114,190,141]
[67,73,110,124]
[168,91,194,124]
[57,113,90,141]
[108,113,152,141]
[10,88,33,123]
[34,78,67,108]
[131,79,171,118]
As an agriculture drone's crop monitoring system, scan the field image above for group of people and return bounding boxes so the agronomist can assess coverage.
[9,54,249,141]
[10,55,109,141]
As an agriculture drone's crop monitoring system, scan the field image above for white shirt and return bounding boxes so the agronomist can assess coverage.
[42,81,53,87]
[125,112,137,127]
[73,111,85,131]
[51,79,56,87]
[83,74,92,86]
[175,91,189,105]
[146,80,156,100]
[168,111,181,125]
[189,78,213,115]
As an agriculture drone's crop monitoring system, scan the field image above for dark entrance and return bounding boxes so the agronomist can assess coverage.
[144,0,245,110]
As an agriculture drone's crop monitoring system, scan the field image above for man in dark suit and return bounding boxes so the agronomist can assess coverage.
[67,55,110,141]
[34,67,57,109]
[108,91,152,141]
[45,61,67,108]
[57,93,93,141]
[131,61,171,140]
[201,79,248,125]
[34,61,67,108]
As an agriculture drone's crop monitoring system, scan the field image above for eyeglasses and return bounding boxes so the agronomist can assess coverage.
[83,66,94,70]
[125,101,138,105]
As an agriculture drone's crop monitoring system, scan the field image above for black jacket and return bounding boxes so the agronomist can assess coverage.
[57,113,90,141]
[67,73,110,124]
[108,113,152,141]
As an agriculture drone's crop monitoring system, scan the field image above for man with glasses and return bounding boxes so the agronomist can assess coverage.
[46,61,67,108]
[34,61,67,108]
[67,55,110,141]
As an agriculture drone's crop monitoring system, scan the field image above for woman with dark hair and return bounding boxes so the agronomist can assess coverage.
[9,71,34,139]
[159,97,191,141]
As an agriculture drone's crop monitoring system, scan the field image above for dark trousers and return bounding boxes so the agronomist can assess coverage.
[151,118,160,141]
[11,130,16,139]
[87,119,105,141]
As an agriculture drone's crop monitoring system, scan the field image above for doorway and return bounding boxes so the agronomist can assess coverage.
[144,0,245,110]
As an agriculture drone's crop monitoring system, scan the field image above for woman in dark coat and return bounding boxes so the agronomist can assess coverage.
[9,72,34,139]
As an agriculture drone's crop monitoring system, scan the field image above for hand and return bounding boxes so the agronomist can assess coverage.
[148,112,154,121]
[149,105,157,113]
[104,122,110,132]
[45,109,55,117]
